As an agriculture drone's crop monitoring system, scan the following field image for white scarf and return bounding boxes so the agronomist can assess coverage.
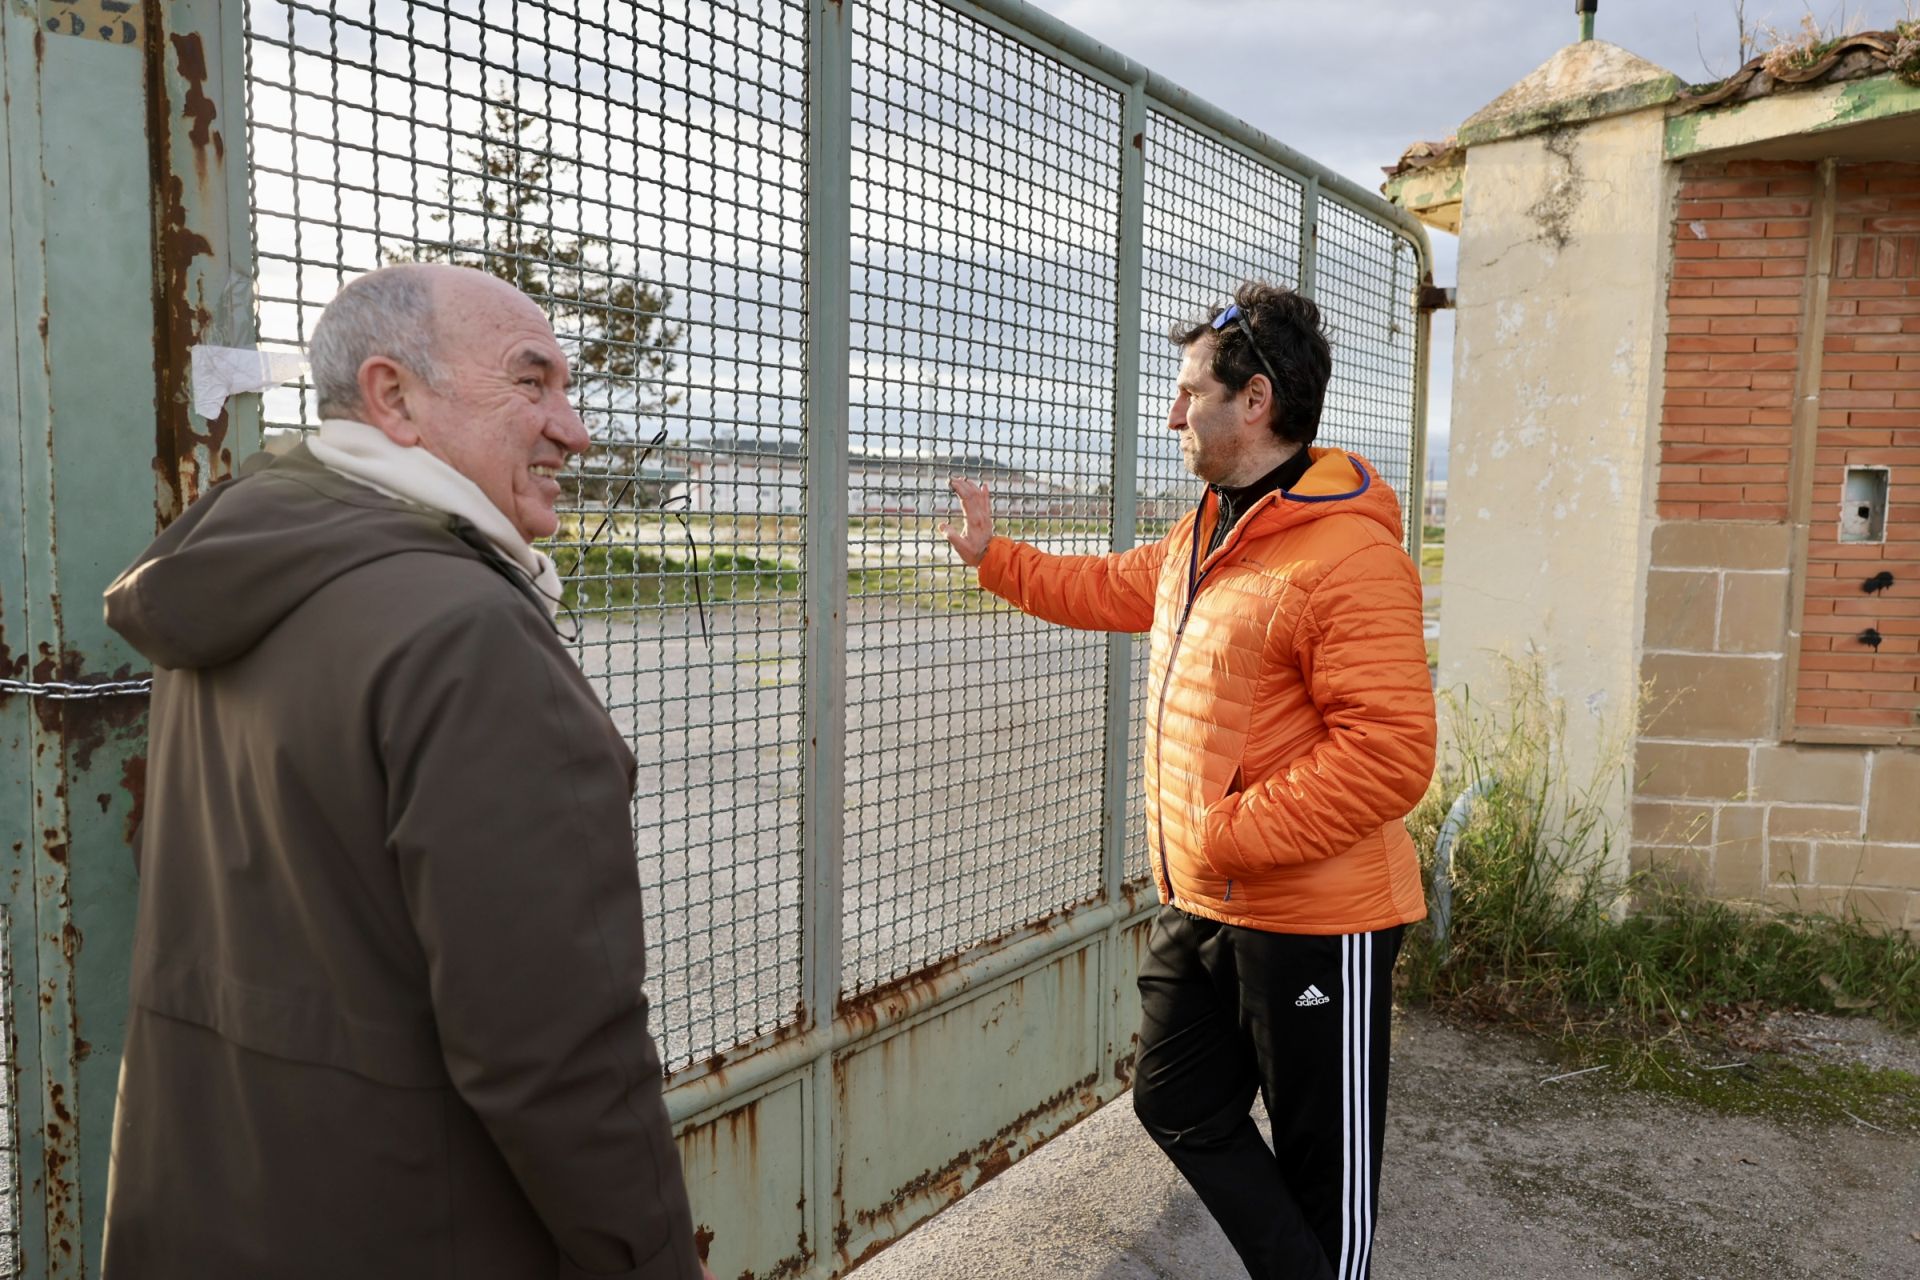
[308,418,562,618]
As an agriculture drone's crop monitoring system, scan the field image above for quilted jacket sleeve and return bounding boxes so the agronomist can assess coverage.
[976,535,1166,633]
[1200,541,1436,874]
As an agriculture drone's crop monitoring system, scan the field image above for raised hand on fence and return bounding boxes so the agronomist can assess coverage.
[940,476,996,567]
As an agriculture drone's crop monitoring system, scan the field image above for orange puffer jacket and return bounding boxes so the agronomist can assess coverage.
[978,449,1435,935]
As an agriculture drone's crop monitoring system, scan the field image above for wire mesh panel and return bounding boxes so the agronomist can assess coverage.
[1122,110,1302,882]
[840,0,1121,994]
[1314,197,1419,498]
[241,0,810,1071]
[234,0,1422,1078]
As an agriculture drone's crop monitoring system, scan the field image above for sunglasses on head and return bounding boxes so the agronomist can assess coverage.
[1210,302,1282,392]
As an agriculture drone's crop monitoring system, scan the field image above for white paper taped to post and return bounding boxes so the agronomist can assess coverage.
[190,345,310,420]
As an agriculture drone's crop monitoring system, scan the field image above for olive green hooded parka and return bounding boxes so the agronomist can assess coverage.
[100,445,700,1280]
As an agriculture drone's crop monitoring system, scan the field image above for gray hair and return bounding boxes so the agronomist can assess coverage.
[309,265,444,418]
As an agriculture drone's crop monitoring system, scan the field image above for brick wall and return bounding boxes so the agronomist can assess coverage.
[1658,160,1815,522]
[1798,164,1920,731]
[1639,158,1920,935]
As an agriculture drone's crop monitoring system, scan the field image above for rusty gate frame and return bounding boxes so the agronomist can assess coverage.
[0,1,1433,1276]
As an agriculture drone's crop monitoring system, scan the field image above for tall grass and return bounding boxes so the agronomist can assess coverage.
[1401,660,1920,1044]
[552,544,800,611]
[550,543,1000,615]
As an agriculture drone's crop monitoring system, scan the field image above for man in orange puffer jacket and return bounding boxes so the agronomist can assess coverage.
[943,281,1436,1280]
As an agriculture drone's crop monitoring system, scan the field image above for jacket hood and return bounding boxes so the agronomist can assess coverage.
[104,444,485,671]
[1201,448,1407,556]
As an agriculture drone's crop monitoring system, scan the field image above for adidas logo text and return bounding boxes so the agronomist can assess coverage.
[1295,984,1329,1007]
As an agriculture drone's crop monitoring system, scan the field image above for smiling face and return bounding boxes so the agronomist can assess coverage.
[1167,335,1286,488]
[403,271,590,542]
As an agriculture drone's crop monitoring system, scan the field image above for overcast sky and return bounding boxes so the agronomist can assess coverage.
[1026,0,1918,465]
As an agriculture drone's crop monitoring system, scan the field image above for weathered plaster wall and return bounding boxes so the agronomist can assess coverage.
[1438,108,1673,841]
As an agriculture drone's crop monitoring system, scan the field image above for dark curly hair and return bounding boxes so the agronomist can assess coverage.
[1169,281,1332,447]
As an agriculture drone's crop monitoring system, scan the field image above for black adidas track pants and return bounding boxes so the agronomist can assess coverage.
[1133,905,1404,1280]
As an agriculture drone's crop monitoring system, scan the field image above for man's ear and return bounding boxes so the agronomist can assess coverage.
[1243,373,1274,430]
[356,355,421,446]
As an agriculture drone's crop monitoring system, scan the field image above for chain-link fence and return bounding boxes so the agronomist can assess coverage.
[237,0,1425,1074]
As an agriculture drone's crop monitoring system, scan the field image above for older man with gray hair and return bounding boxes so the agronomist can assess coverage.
[101,263,710,1280]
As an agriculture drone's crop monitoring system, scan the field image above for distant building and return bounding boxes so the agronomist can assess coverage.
[1422,479,1447,529]
[646,436,1106,519]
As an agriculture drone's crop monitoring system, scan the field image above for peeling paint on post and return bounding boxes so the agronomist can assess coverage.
[147,0,258,530]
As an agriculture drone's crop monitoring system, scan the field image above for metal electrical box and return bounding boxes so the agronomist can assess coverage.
[1840,467,1890,544]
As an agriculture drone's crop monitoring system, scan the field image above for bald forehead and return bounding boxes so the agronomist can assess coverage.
[428,268,546,329]
[426,268,562,357]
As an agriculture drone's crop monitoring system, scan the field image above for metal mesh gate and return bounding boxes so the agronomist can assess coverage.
[241,0,815,1067]
[161,5,1435,1273]
[236,0,1427,1077]
[0,1,1432,1275]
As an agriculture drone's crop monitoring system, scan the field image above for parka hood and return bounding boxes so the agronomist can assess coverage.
[1194,448,1407,570]
[1261,448,1405,538]
[104,444,484,671]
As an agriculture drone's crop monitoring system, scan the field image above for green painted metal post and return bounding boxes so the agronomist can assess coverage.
[0,8,53,1273]
[149,0,263,514]
[802,0,853,1268]
[1097,78,1148,1082]
[2,2,254,1273]
[2,4,171,1275]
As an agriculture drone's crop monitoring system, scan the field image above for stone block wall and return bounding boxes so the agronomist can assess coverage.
[1639,158,1920,935]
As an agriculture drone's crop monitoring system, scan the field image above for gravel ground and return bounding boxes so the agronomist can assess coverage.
[850,1007,1920,1280]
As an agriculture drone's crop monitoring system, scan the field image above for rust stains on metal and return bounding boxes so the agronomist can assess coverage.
[694,999,807,1084]
[122,749,148,845]
[150,170,220,526]
[20,647,149,783]
[839,1070,1101,1265]
[31,643,63,732]
[56,652,145,773]
[731,1247,809,1280]
[740,1249,810,1280]
[678,1095,765,1186]
[43,1110,74,1242]
[168,31,223,172]
[0,585,27,678]
[147,21,226,528]
[837,908,1077,1033]
[694,1225,714,1263]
